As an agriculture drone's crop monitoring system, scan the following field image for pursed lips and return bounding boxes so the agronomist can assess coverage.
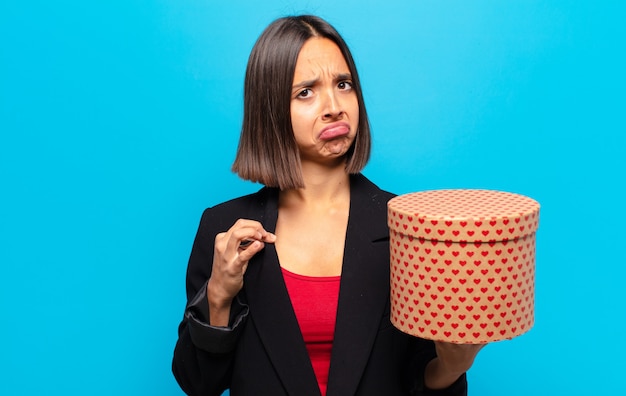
[318,122,350,141]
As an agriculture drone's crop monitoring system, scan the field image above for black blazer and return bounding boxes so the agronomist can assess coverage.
[172,174,467,396]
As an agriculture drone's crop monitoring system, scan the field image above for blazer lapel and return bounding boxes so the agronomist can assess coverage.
[326,175,392,396]
[243,188,322,396]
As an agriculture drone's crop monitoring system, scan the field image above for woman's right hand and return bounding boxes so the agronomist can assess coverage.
[207,219,276,326]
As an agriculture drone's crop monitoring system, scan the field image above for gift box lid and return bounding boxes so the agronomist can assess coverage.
[388,189,540,242]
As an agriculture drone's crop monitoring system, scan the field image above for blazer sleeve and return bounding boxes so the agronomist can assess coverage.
[172,207,248,396]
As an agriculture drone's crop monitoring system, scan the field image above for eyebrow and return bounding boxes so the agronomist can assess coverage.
[292,73,353,90]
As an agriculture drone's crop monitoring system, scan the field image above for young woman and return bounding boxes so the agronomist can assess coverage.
[172,15,483,396]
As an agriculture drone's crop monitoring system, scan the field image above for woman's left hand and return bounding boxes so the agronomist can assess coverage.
[424,342,486,390]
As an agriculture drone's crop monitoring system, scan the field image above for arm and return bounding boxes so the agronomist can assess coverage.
[171,209,275,395]
[172,208,236,396]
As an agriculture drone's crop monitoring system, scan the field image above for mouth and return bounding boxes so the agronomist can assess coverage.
[318,122,350,141]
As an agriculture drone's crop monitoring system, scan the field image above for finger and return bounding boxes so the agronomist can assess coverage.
[214,220,276,272]
[238,239,254,250]
[236,240,267,262]
[231,219,274,238]
[228,223,275,251]
[239,232,277,250]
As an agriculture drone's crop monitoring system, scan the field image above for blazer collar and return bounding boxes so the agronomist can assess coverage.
[243,174,392,396]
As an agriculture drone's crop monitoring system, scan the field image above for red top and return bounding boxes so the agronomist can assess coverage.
[282,267,341,396]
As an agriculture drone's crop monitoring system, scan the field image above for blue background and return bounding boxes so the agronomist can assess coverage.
[1,1,624,395]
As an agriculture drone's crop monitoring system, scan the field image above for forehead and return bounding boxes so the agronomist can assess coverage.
[293,37,350,78]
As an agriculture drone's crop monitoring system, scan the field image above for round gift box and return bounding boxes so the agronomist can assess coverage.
[387,189,540,344]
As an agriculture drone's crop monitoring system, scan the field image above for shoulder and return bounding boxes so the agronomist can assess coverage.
[197,186,278,233]
[348,174,397,239]
[350,173,396,208]
[208,187,273,212]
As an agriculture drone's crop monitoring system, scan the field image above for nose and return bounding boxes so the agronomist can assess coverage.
[321,89,343,119]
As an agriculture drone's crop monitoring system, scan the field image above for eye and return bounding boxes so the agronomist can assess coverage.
[338,81,353,90]
[297,88,312,98]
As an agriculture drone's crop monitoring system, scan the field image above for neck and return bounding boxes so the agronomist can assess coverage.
[280,160,351,207]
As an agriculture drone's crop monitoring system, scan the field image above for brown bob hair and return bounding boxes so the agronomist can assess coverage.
[231,15,371,190]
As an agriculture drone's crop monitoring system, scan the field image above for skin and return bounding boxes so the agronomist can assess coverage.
[289,37,359,165]
[276,37,358,277]
[206,37,484,390]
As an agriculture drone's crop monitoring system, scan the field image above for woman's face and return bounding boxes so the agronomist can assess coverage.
[290,37,359,165]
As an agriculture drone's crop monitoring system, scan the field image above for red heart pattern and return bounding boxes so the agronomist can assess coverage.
[387,189,540,344]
